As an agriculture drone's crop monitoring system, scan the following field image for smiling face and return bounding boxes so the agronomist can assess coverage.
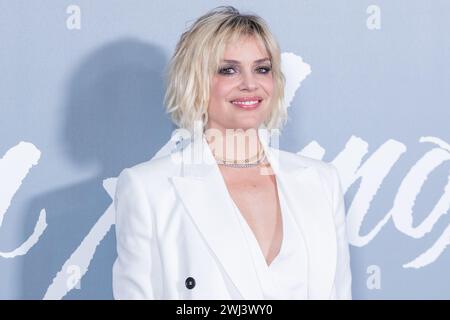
[205,35,274,133]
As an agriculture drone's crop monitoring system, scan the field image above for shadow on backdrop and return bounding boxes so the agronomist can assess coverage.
[23,38,175,299]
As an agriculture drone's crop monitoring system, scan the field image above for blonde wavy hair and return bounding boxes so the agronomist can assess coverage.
[164,6,286,133]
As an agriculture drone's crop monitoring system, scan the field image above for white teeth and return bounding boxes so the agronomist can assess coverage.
[232,100,259,105]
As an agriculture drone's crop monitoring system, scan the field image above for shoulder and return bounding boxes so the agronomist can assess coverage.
[116,152,181,193]
[277,148,340,195]
[131,153,180,177]
[277,148,337,177]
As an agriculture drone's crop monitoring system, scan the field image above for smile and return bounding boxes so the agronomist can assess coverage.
[230,99,262,110]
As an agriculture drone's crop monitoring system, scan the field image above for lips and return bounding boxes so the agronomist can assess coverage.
[230,96,263,110]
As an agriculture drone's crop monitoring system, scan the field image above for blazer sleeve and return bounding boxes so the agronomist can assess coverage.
[112,168,155,299]
[329,164,353,299]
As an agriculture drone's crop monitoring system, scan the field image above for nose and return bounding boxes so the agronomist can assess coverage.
[239,69,258,91]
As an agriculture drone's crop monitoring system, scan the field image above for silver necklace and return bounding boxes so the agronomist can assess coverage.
[216,153,267,168]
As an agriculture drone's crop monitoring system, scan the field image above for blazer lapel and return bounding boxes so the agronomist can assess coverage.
[170,133,264,300]
[263,138,337,299]
[170,129,337,300]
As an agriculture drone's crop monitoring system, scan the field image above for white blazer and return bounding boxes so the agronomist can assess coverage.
[112,129,352,300]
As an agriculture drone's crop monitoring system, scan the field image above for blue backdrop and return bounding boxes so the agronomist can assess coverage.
[1,0,449,299]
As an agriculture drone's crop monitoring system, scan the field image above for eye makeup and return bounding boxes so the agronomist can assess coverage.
[217,64,272,75]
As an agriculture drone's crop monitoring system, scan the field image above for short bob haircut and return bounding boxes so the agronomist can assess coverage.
[164,6,286,133]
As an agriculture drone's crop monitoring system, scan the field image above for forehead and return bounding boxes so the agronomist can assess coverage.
[221,35,269,61]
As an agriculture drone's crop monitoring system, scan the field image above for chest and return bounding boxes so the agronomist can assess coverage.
[218,166,283,263]
[220,165,279,209]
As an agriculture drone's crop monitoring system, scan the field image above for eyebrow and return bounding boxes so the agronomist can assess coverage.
[221,58,271,64]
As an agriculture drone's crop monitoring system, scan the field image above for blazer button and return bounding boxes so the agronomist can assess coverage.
[185,277,196,289]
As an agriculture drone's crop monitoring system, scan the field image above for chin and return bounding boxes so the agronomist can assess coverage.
[232,121,263,132]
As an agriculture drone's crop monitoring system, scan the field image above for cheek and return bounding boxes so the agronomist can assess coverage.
[262,78,275,113]
[211,78,232,102]
[209,79,232,118]
[262,76,275,95]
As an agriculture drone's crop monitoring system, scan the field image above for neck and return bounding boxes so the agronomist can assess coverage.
[204,127,263,163]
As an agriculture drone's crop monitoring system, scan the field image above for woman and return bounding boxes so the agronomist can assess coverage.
[112,6,352,300]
